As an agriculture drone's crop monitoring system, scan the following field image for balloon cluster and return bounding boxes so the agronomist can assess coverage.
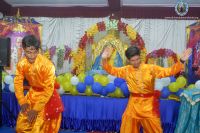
[56,72,130,98]
[155,76,187,99]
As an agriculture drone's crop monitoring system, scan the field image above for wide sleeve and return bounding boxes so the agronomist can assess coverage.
[33,63,56,112]
[102,58,127,79]
[14,62,26,106]
[152,61,184,78]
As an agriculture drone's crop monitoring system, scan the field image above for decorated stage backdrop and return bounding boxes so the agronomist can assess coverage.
[0,16,42,75]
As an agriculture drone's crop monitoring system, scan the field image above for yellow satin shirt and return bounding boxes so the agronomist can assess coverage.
[102,60,184,118]
[14,54,56,112]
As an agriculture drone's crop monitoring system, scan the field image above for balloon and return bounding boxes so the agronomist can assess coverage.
[175,89,184,97]
[195,80,200,89]
[114,78,125,87]
[105,83,116,93]
[114,88,124,98]
[107,75,116,83]
[57,87,65,95]
[161,87,170,98]
[92,82,102,94]
[170,76,176,82]
[187,84,195,89]
[93,74,101,82]
[56,75,64,83]
[70,76,79,85]
[70,86,79,95]
[160,77,171,87]
[84,75,94,85]
[155,79,164,91]
[176,76,187,88]
[9,83,15,92]
[99,76,109,86]
[101,87,108,96]
[64,73,72,81]
[78,73,86,82]
[108,92,115,97]
[85,86,93,96]
[119,82,130,97]
[168,82,179,92]
[4,75,13,84]
[62,82,72,92]
[76,82,86,93]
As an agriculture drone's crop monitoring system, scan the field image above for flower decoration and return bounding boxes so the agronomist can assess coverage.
[146,48,178,67]
[72,20,146,75]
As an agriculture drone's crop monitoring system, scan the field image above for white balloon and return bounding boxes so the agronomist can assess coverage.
[155,79,164,90]
[4,75,14,84]
[107,75,116,83]
[195,80,200,89]
[9,83,15,92]
[70,76,79,85]
[161,77,171,87]
[57,87,65,95]
[2,82,5,90]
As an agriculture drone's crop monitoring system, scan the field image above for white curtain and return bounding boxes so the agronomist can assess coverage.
[34,17,196,74]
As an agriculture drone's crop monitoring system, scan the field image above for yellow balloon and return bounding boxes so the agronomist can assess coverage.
[85,86,93,96]
[114,88,123,98]
[99,76,109,86]
[56,75,64,83]
[187,84,195,89]
[62,82,72,92]
[78,73,86,82]
[64,73,72,81]
[168,82,179,92]
[70,86,78,95]
[93,74,101,82]
[176,76,187,88]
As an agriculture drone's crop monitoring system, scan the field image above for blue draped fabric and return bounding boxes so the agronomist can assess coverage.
[175,89,200,133]
[2,92,180,132]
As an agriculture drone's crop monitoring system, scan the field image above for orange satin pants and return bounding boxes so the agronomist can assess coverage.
[120,113,162,133]
[16,111,61,133]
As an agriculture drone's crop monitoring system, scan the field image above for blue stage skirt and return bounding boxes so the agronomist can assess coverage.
[2,92,180,132]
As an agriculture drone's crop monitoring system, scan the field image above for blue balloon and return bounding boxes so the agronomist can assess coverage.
[76,82,86,93]
[105,83,116,93]
[101,87,108,96]
[170,76,176,83]
[161,87,170,99]
[114,78,126,87]
[175,89,184,97]
[92,82,102,94]
[120,82,130,97]
[84,75,94,85]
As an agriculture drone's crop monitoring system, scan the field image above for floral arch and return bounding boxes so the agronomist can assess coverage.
[72,20,147,75]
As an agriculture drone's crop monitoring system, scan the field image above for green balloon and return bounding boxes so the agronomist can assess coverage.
[168,82,179,92]
[85,87,93,96]
[176,76,187,88]
[78,73,86,82]
[187,84,195,89]
[70,86,78,95]
[62,82,72,92]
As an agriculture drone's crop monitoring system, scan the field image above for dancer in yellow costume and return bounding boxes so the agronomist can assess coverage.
[14,35,63,133]
[102,45,192,133]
